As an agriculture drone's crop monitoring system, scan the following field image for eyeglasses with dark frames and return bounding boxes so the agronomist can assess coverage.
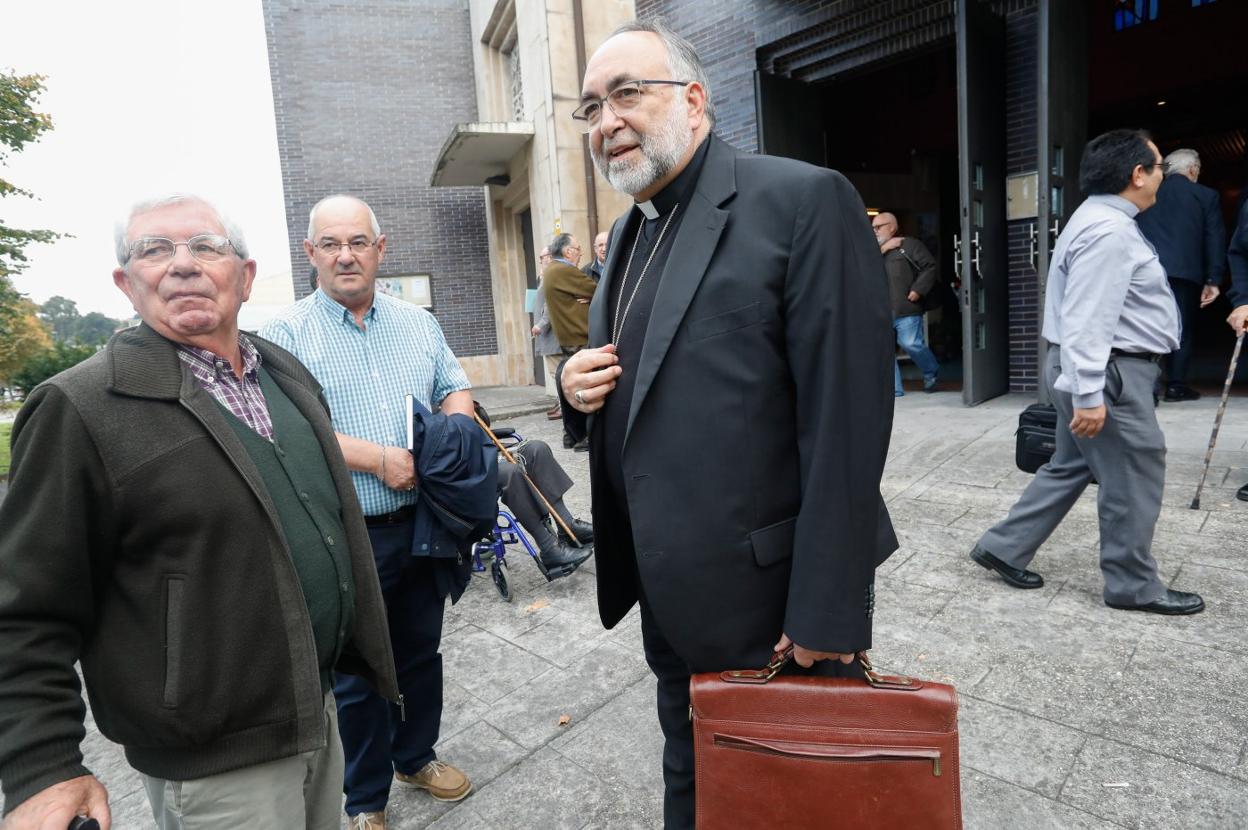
[572,80,690,133]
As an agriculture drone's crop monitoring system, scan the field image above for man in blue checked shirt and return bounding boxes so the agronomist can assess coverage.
[261,194,475,830]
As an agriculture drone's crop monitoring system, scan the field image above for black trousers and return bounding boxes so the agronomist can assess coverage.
[497,440,574,545]
[555,349,588,443]
[638,594,866,829]
[1166,278,1202,388]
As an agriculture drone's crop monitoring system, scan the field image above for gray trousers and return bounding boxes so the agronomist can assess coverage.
[142,692,343,829]
[979,346,1167,605]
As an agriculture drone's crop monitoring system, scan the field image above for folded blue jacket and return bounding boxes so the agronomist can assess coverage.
[408,402,499,601]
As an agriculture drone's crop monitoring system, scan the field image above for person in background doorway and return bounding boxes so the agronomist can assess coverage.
[872,211,940,395]
[1136,148,1226,402]
[531,246,563,418]
[583,231,609,283]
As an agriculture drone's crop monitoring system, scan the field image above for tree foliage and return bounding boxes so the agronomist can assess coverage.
[0,298,51,383]
[37,295,123,345]
[1,70,63,280]
[10,340,96,394]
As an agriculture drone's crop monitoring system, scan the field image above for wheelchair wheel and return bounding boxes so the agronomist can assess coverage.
[490,558,511,602]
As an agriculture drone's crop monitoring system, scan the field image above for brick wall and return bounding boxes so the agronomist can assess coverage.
[262,0,497,357]
[636,0,1041,392]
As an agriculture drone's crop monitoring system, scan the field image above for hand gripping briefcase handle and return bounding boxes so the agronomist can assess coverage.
[719,646,924,691]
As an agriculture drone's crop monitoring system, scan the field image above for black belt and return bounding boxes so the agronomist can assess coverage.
[364,505,416,527]
[1109,348,1162,363]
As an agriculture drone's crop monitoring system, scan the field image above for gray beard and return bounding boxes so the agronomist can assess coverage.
[593,104,692,196]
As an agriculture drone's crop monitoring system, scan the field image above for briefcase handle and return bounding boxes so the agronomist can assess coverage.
[721,647,921,691]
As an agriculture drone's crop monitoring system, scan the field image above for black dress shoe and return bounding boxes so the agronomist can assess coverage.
[1163,386,1201,402]
[1237,482,1248,502]
[562,433,576,449]
[1106,588,1204,615]
[539,540,593,575]
[970,545,1044,589]
[572,437,589,452]
[556,517,594,546]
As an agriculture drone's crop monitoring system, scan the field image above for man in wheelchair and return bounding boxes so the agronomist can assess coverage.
[497,438,594,575]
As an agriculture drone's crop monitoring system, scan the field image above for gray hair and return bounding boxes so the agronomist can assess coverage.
[307,194,382,240]
[611,18,715,127]
[549,233,574,260]
[1164,148,1200,176]
[114,193,249,265]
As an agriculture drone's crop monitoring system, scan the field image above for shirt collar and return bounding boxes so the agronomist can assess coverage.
[1087,193,1141,219]
[314,285,378,325]
[177,333,262,381]
[553,256,577,267]
[635,134,711,220]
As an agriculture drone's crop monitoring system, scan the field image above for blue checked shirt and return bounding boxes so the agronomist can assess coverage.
[260,288,471,515]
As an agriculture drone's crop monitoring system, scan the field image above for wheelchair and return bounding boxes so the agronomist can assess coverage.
[469,426,585,602]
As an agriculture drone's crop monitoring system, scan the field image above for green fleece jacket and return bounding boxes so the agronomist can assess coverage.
[0,324,398,815]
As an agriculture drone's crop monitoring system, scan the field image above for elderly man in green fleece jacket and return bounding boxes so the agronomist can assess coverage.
[0,194,397,830]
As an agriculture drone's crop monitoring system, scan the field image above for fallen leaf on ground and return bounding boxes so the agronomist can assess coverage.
[558,714,572,726]
[524,598,550,613]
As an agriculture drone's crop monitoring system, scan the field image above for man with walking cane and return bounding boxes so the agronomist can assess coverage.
[1222,198,1248,502]
[969,129,1204,616]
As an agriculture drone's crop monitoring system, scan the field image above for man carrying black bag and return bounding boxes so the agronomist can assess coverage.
[970,130,1204,617]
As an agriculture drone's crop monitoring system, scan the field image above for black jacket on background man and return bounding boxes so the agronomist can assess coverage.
[1136,174,1226,285]
[0,324,398,815]
[883,237,939,318]
[587,135,898,673]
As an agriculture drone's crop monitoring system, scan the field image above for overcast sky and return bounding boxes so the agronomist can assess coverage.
[2,0,293,320]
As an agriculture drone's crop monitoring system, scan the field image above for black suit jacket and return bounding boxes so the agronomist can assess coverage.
[587,135,898,672]
[1136,174,1226,285]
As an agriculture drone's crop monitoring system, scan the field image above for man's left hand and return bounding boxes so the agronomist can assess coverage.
[773,633,855,668]
[1201,284,1221,307]
[907,290,921,303]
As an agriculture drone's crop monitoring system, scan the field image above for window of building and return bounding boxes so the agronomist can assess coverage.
[1114,0,1159,30]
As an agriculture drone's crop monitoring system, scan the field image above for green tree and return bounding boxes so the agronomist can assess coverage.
[77,311,120,345]
[38,294,78,341]
[0,298,51,384]
[10,340,95,394]
[1,70,63,280]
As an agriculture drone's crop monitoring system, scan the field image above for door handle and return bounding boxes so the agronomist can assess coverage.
[971,231,983,281]
[952,234,962,274]
[1028,222,1038,271]
[1049,220,1060,255]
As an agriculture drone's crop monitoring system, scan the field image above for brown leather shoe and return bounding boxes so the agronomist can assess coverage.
[395,760,473,802]
[348,811,386,830]
[546,405,562,420]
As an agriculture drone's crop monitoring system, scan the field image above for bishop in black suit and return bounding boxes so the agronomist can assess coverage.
[562,20,898,827]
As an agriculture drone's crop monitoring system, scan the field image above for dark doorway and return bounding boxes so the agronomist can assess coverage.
[1087,0,1248,389]
[757,43,967,395]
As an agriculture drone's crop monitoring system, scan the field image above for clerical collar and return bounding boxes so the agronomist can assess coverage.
[634,135,712,221]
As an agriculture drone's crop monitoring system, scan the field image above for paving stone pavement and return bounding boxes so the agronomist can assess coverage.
[5,388,1248,828]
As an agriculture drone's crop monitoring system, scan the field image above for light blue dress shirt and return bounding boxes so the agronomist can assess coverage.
[1042,194,1180,408]
[260,288,471,515]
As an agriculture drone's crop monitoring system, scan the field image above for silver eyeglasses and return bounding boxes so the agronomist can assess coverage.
[314,238,379,256]
[572,79,690,133]
[127,234,236,265]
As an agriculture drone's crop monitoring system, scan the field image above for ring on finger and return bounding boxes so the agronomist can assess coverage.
[574,389,586,405]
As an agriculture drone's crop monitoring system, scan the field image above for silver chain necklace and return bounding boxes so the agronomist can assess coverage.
[612,203,680,344]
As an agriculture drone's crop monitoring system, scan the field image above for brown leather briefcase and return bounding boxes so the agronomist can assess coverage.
[690,649,961,829]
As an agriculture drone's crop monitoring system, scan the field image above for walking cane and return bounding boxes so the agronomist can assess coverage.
[472,410,585,547]
[1191,330,1245,510]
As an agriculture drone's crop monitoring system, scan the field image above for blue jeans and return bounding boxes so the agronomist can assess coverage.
[893,314,939,393]
[335,520,446,815]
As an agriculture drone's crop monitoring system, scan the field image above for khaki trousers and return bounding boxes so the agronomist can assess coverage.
[142,692,344,829]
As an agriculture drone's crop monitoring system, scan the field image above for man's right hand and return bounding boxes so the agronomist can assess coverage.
[378,446,417,492]
[3,775,110,830]
[1070,405,1107,438]
[1228,304,1248,334]
[561,345,621,413]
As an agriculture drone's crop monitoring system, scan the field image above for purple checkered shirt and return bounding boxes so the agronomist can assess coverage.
[177,335,274,440]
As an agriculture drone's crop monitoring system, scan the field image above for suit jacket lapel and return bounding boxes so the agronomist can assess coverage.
[625,135,737,445]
